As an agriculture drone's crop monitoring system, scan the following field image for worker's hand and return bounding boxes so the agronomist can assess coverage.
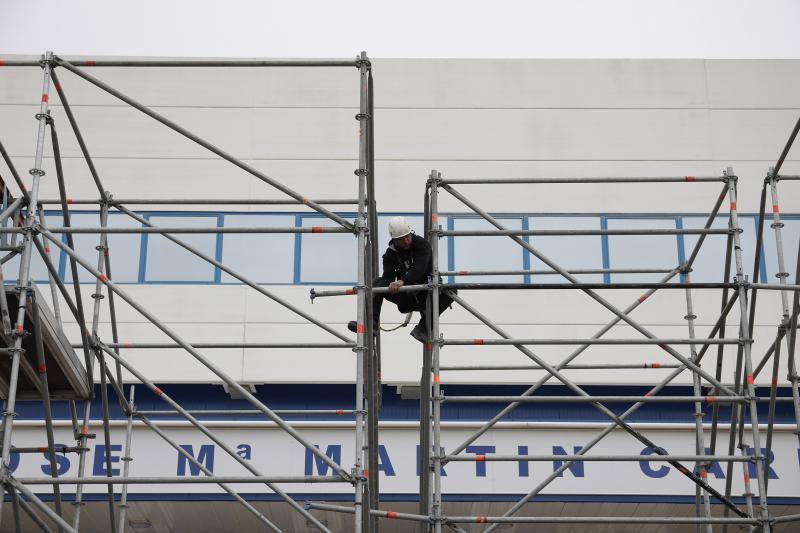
[389,280,404,293]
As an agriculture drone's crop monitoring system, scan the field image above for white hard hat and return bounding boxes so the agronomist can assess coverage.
[388,216,412,239]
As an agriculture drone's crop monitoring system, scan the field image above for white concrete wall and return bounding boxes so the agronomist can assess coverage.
[0,58,798,386]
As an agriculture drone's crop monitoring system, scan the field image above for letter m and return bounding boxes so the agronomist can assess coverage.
[177,444,215,476]
[304,444,341,475]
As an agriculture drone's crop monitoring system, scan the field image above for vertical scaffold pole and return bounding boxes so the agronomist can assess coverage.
[366,66,380,533]
[726,168,771,531]
[428,170,443,533]
[682,267,712,532]
[419,183,432,532]
[0,50,53,528]
[89,200,118,532]
[118,385,136,533]
[354,50,371,533]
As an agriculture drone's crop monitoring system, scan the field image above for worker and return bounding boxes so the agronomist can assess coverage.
[348,216,454,342]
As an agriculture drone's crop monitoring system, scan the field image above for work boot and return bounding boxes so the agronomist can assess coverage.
[409,323,427,343]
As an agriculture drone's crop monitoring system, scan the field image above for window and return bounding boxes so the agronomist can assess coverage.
[144,215,219,282]
[606,217,679,283]
[682,215,756,283]
[220,214,295,284]
[451,216,524,283]
[529,216,604,283]
[61,212,142,283]
[299,216,357,284]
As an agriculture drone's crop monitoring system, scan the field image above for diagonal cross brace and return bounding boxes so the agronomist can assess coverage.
[53,57,354,232]
[441,183,737,397]
[38,226,351,484]
[448,292,747,521]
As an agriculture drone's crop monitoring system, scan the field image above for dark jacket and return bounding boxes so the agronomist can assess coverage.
[379,234,432,285]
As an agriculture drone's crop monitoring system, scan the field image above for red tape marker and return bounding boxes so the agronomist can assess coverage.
[81,426,89,436]
[433,375,440,385]
[99,274,108,282]
[744,473,750,483]
[746,375,754,385]
[363,469,369,478]
[458,270,468,275]
[475,454,486,462]
[477,517,488,523]
[16,324,23,333]
[311,226,322,233]
[38,364,46,374]
[356,323,364,334]
[85,60,96,66]
[66,198,73,204]
[431,214,438,222]
[345,289,354,295]
[685,175,696,182]
[0,60,6,67]
[153,387,163,396]
[773,204,780,213]
[386,511,397,519]
[730,201,737,211]
[638,294,648,303]
[651,363,661,368]
[700,469,708,478]
[335,409,344,415]
[38,447,46,453]
[473,339,484,345]
[41,94,49,103]
[706,395,716,404]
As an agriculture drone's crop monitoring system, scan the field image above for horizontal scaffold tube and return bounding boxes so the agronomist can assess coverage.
[137,409,355,416]
[305,502,431,523]
[441,268,674,276]
[3,58,361,67]
[310,282,740,299]
[443,454,751,462]
[445,517,757,525]
[0,445,80,454]
[440,176,727,184]
[439,363,681,370]
[80,342,356,349]
[15,226,352,234]
[38,198,359,205]
[441,228,731,236]
[16,475,347,485]
[442,395,750,404]
[442,338,743,346]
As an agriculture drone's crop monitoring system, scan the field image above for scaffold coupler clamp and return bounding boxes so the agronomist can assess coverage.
[309,288,316,303]
[354,54,371,69]
[733,275,750,291]
[36,110,53,125]
[678,261,693,276]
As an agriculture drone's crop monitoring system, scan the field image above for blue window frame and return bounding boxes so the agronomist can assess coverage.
[3,210,788,287]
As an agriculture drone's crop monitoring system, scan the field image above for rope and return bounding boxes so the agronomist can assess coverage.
[380,312,413,332]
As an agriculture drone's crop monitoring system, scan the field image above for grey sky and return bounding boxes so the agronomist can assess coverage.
[2,0,800,59]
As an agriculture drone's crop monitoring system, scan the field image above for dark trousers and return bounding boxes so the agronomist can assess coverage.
[372,277,454,329]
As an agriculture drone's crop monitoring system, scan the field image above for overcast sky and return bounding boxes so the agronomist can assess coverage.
[2,0,800,59]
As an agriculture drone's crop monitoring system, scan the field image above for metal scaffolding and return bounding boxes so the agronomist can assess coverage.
[0,52,379,533]
[0,51,798,533]
[312,137,800,529]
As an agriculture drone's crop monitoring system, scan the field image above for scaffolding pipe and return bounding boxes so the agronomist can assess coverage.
[442,395,751,403]
[0,51,53,529]
[443,454,750,462]
[441,338,742,346]
[7,478,78,533]
[93,342,334,532]
[85,342,356,349]
[440,176,725,184]
[441,228,731,236]
[54,56,355,231]
[4,58,361,67]
[306,502,431,523]
[117,386,136,533]
[38,198,358,205]
[114,205,352,342]
[440,183,737,396]
[440,363,680,370]
[136,413,282,532]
